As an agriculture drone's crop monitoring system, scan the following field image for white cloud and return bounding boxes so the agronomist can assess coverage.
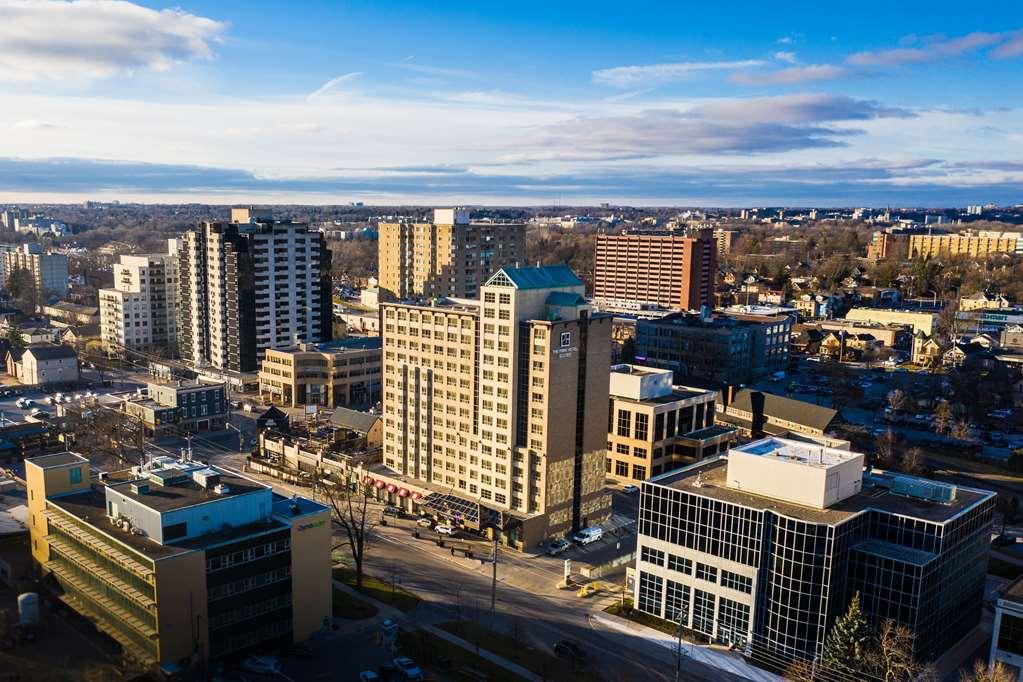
[390,61,477,79]
[732,64,850,86]
[592,60,765,87]
[773,51,798,64]
[992,31,1023,59]
[846,31,1005,67]
[307,72,363,99]
[0,0,227,82]
[11,119,66,130]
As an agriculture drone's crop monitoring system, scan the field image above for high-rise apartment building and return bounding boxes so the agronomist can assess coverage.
[634,437,994,668]
[908,230,1023,259]
[26,452,331,670]
[2,243,69,299]
[713,229,737,256]
[99,240,179,353]
[177,213,332,372]
[593,229,717,312]
[606,364,734,484]
[380,265,612,547]
[377,207,525,301]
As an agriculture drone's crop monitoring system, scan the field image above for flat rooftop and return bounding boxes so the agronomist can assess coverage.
[654,457,993,525]
[733,437,858,469]
[105,468,265,514]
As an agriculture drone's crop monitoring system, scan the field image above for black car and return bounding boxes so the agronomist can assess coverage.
[554,640,587,662]
[993,534,1017,548]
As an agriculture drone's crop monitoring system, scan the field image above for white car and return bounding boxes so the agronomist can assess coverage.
[435,524,455,536]
[416,517,434,528]
[392,657,424,681]
[621,484,639,494]
[241,655,281,675]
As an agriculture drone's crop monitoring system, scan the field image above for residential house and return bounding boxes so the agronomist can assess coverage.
[18,344,79,385]
[912,332,944,366]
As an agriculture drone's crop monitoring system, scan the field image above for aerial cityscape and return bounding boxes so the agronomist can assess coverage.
[1,1,1023,681]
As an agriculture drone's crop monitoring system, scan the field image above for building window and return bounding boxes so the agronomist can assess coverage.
[665,580,690,625]
[69,467,82,484]
[640,546,664,566]
[635,413,649,441]
[615,444,629,455]
[720,570,752,594]
[668,554,692,575]
[999,613,1023,656]
[616,409,631,437]
[615,460,628,477]
[716,598,750,647]
[632,464,647,480]
[695,563,717,583]
[654,412,665,441]
[693,589,715,635]
[638,571,663,617]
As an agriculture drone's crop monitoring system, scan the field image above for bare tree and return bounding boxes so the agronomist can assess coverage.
[932,400,954,436]
[876,430,899,469]
[961,660,1017,682]
[899,448,926,477]
[319,478,376,589]
[784,658,816,681]
[886,389,907,414]
[869,619,919,682]
[952,419,973,441]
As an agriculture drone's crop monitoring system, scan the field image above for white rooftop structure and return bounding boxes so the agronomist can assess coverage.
[726,437,865,509]
[609,363,674,401]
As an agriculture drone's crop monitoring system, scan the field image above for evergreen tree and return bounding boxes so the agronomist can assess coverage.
[821,592,874,677]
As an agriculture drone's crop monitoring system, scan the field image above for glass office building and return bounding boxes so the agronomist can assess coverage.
[634,437,995,668]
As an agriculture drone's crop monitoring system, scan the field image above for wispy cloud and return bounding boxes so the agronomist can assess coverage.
[773,51,798,64]
[11,119,67,131]
[389,61,477,79]
[592,60,765,87]
[307,72,362,99]
[846,31,1005,67]
[992,31,1023,59]
[0,0,226,81]
[732,64,851,86]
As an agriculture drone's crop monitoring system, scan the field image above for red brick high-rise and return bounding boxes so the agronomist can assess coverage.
[593,229,717,311]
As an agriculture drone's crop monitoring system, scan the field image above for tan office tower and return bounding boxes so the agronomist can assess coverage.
[593,229,717,311]
[380,265,611,548]
[377,207,525,301]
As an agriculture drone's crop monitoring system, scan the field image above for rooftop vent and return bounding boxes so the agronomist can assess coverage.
[213,484,230,495]
[130,482,149,495]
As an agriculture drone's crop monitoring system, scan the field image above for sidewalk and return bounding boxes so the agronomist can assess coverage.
[589,610,784,682]
[333,577,541,681]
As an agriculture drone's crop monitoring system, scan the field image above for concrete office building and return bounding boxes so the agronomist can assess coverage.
[634,437,995,669]
[378,207,525,301]
[26,452,331,671]
[380,265,612,548]
[177,210,332,373]
[122,380,228,435]
[594,229,717,312]
[606,364,734,484]
[99,241,179,353]
[990,577,1023,679]
[258,337,382,408]
[3,243,69,299]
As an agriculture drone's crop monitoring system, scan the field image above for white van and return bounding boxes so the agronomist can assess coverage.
[572,527,604,545]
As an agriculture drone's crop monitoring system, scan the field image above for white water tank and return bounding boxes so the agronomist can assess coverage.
[18,592,39,627]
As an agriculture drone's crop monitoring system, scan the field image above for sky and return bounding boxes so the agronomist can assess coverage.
[1,0,1022,206]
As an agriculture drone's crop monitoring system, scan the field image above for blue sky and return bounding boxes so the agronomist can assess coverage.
[1,0,1022,206]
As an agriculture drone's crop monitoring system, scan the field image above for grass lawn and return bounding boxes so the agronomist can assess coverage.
[333,586,378,619]
[333,566,421,612]
[439,620,599,682]
[604,598,710,644]
[401,628,523,682]
[989,556,1023,580]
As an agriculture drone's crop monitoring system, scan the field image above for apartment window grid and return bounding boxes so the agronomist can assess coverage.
[665,579,691,625]
[616,409,632,437]
[692,588,716,636]
[668,553,692,575]
[635,412,649,441]
[640,546,664,566]
[999,613,1023,656]
[695,562,718,583]
[721,569,753,594]
[717,597,751,647]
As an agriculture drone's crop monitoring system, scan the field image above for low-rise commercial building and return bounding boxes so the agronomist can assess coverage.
[258,337,382,408]
[716,388,843,446]
[634,310,791,386]
[123,380,227,435]
[634,437,995,668]
[26,452,331,672]
[41,302,100,328]
[606,365,734,484]
[845,308,936,336]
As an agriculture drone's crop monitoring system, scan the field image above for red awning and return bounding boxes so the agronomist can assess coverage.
[374,480,386,490]
[411,492,423,500]
[386,484,397,493]
[362,475,374,485]
[398,488,410,498]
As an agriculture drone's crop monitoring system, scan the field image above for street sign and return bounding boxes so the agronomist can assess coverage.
[563,559,571,580]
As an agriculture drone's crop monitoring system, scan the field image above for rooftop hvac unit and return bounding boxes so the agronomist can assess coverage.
[213,484,230,495]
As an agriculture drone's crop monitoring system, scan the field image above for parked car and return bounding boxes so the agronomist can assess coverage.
[435,524,455,536]
[572,527,603,545]
[416,517,434,528]
[359,672,381,682]
[392,656,424,681]
[547,538,571,556]
[240,656,281,675]
[621,484,639,494]
[383,506,403,518]
[554,640,588,663]
[993,534,1017,548]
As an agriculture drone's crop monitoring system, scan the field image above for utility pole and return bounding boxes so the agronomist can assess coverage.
[490,532,498,622]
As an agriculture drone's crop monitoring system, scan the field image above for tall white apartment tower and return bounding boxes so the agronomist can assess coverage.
[177,214,332,373]
[98,240,180,353]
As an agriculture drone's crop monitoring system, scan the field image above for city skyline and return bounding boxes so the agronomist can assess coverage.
[0,0,1021,206]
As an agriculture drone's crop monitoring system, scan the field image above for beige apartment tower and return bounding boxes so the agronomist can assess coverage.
[908,230,1022,259]
[378,207,525,301]
[380,265,611,548]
